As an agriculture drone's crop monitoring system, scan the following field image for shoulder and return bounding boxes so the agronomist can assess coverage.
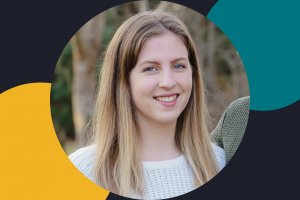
[210,96,250,152]
[220,96,250,132]
[68,145,96,180]
[226,96,250,115]
[211,143,226,171]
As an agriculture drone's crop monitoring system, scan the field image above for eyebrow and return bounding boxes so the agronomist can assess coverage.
[138,57,188,67]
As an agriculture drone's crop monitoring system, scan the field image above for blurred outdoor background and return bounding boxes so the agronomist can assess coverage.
[51,1,249,155]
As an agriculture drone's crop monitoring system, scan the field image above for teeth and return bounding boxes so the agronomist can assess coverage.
[155,95,177,102]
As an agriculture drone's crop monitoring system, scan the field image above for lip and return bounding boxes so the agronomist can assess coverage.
[153,94,179,107]
[153,93,179,98]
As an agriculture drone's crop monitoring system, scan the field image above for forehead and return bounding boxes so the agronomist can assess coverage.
[136,31,188,63]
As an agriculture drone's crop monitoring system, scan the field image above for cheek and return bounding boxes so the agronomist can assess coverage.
[130,75,157,103]
[133,77,157,94]
[176,73,193,92]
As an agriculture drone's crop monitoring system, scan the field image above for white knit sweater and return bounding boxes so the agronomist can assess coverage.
[68,144,226,199]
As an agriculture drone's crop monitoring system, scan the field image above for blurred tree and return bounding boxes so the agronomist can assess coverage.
[139,0,149,12]
[156,1,169,11]
[70,12,106,147]
[51,45,74,145]
[206,20,216,97]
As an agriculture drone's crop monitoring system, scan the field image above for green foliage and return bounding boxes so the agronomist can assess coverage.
[51,43,75,140]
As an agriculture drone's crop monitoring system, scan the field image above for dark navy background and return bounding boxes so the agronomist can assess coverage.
[0,0,217,94]
[1,0,299,199]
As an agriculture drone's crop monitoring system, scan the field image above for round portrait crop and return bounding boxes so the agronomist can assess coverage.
[50,1,251,199]
[66,10,227,199]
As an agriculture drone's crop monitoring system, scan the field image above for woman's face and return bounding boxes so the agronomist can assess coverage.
[129,31,193,125]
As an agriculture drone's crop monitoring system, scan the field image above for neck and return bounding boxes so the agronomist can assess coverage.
[137,115,181,161]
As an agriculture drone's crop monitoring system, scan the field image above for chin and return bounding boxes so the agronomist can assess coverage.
[155,114,180,124]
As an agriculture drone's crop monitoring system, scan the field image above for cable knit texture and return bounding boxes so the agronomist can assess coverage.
[68,144,226,199]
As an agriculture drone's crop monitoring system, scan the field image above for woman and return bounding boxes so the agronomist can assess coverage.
[69,11,226,199]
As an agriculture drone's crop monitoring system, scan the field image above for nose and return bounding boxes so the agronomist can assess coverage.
[158,69,176,89]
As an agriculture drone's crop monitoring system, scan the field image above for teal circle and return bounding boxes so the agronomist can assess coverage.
[207,0,300,111]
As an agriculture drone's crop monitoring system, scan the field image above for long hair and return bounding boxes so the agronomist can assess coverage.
[92,10,219,197]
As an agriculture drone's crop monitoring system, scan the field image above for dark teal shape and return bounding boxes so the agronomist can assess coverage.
[207,0,300,111]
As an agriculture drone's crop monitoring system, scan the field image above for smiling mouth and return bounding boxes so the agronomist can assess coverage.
[153,94,179,103]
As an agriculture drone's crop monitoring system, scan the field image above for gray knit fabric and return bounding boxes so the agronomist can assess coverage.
[210,96,250,164]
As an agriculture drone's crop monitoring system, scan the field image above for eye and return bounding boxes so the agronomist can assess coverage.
[173,64,185,70]
[144,67,156,72]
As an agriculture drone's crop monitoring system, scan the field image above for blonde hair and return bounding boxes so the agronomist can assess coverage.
[92,10,218,197]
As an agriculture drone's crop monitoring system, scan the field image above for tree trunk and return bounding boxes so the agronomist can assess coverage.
[220,48,240,100]
[206,20,216,96]
[139,0,149,12]
[156,1,169,11]
[70,12,106,147]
